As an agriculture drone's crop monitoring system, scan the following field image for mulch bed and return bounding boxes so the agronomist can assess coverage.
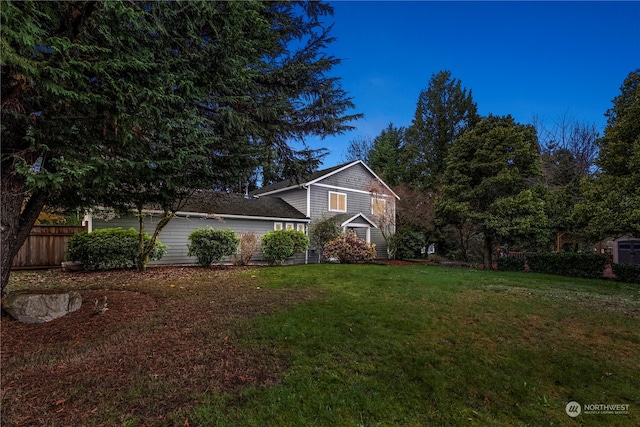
[0,267,311,426]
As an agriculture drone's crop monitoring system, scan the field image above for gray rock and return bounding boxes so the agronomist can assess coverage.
[3,291,82,323]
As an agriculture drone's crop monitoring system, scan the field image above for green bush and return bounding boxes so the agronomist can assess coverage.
[67,228,167,270]
[322,231,377,264]
[611,263,640,284]
[394,226,426,260]
[526,252,606,279]
[261,229,310,265]
[309,216,342,261]
[187,228,239,267]
[496,256,526,272]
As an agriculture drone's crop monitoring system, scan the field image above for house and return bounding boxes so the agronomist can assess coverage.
[88,160,399,265]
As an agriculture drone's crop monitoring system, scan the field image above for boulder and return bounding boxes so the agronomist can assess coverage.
[3,291,82,323]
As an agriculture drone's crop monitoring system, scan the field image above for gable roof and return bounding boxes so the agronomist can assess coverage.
[252,160,399,199]
[331,213,378,228]
[171,191,308,220]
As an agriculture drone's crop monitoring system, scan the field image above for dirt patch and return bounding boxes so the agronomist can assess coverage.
[1,267,314,426]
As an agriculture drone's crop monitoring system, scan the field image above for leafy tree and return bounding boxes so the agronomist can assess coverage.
[436,115,548,269]
[405,70,480,189]
[579,69,640,239]
[1,1,359,293]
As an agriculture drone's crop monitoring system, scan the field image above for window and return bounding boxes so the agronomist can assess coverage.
[329,191,347,212]
[297,223,305,232]
[372,197,386,216]
[285,223,294,230]
[274,222,283,231]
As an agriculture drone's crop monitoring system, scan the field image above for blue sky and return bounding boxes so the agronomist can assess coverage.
[305,1,640,167]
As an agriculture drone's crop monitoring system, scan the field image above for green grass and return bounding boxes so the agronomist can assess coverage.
[187,264,640,426]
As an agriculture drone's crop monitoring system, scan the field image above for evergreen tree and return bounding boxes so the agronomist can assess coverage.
[579,69,640,239]
[405,70,480,189]
[436,115,548,268]
[0,0,360,292]
[368,123,406,187]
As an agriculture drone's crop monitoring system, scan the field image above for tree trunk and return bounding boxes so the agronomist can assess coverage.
[135,208,174,272]
[483,233,493,270]
[1,178,47,295]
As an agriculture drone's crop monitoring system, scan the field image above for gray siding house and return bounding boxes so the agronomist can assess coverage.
[89,160,398,265]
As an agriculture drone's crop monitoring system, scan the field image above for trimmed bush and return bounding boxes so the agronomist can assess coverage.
[322,231,377,264]
[496,256,526,272]
[261,229,310,265]
[67,228,167,270]
[611,263,640,284]
[526,252,607,279]
[187,228,239,267]
[231,232,260,266]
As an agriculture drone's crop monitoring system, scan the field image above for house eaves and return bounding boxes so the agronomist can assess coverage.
[253,160,400,200]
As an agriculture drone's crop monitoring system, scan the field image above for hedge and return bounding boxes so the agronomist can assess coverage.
[526,252,607,279]
[611,263,640,284]
[67,228,167,270]
[496,256,526,272]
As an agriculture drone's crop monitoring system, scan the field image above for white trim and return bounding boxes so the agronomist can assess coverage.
[339,213,378,228]
[297,223,305,232]
[305,185,311,217]
[285,223,294,230]
[255,160,400,200]
[139,209,310,223]
[274,222,283,231]
[328,191,347,212]
[313,182,372,195]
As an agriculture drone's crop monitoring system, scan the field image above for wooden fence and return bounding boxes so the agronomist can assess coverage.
[11,225,87,269]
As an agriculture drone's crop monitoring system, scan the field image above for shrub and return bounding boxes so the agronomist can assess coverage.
[261,229,310,265]
[526,252,607,279]
[394,226,427,260]
[611,263,640,284]
[496,256,526,272]
[187,228,239,267]
[231,232,260,266]
[67,228,167,270]
[309,216,342,261]
[322,231,377,264]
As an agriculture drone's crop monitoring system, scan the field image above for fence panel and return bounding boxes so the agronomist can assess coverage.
[11,226,86,269]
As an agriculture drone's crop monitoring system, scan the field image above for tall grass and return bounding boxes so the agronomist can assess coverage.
[188,264,640,426]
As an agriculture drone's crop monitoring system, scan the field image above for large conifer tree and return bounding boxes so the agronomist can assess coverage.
[1,0,360,292]
[405,70,479,189]
[579,69,640,239]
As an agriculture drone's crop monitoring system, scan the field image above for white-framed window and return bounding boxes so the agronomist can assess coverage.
[329,191,347,212]
[274,222,283,231]
[285,223,294,230]
[372,197,386,217]
[297,223,305,233]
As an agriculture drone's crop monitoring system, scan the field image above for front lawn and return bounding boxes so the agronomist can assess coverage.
[2,265,639,426]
